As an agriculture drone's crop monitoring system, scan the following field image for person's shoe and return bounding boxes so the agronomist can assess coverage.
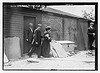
[38,56,41,58]
[27,53,31,57]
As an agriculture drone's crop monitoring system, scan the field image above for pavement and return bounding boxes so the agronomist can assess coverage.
[4,51,95,71]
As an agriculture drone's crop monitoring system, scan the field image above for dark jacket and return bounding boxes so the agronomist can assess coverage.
[26,27,34,44]
[88,26,95,38]
[33,28,42,46]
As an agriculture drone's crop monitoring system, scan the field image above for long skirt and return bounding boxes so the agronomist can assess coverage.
[41,40,50,57]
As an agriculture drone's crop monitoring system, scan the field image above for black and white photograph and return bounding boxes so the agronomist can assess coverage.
[2,2,98,71]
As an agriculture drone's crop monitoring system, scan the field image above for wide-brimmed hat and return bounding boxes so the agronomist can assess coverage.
[45,26,51,31]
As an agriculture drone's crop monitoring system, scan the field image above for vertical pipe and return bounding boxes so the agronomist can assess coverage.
[62,18,64,40]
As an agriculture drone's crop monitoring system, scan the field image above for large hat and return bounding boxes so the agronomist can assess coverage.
[45,26,51,30]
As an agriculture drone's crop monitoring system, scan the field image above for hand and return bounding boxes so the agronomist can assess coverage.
[48,37,51,39]
[31,39,34,45]
[26,39,28,41]
[93,33,95,36]
[36,42,38,44]
[45,34,49,37]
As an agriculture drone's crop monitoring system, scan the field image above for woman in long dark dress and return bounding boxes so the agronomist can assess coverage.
[41,26,51,57]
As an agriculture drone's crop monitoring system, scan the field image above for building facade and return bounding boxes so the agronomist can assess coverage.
[4,5,89,56]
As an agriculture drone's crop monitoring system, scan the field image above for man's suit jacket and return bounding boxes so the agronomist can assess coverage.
[33,28,42,46]
[26,27,34,44]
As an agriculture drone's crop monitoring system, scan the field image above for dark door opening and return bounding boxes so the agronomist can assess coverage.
[23,16,36,54]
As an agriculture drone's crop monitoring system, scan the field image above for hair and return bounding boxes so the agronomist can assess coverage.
[29,23,33,26]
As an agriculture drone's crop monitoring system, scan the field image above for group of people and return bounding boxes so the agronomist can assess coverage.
[25,22,95,58]
[26,23,52,58]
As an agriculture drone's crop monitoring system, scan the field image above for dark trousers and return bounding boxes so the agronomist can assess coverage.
[28,44,41,57]
[89,36,95,50]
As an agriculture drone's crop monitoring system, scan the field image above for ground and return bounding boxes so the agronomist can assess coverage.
[4,50,95,71]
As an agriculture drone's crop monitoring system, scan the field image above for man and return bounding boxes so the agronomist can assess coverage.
[25,23,34,53]
[28,24,42,58]
[88,22,95,54]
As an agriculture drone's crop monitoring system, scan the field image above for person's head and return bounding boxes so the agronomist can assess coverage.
[45,26,51,33]
[29,23,33,27]
[36,24,42,30]
[90,22,94,27]
[37,24,42,28]
[38,24,42,27]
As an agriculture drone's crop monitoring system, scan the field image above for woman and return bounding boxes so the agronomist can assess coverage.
[41,26,51,57]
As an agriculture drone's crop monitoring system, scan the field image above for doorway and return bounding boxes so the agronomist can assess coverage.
[23,16,36,54]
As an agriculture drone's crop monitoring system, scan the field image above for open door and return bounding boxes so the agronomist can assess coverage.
[23,16,36,54]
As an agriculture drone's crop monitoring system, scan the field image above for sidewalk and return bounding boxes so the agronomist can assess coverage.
[4,51,95,70]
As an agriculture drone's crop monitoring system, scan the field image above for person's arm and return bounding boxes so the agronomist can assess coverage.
[88,33,94,35]
[87,28,92,35]
[45,33,51,42]
[48,36,51,42]
[88,31,95,36]
[34,30,38,45]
